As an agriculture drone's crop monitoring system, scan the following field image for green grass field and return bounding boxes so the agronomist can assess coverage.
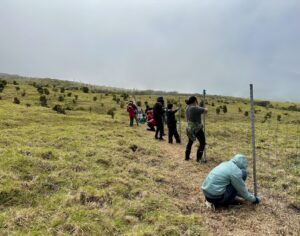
[0,77,299,235]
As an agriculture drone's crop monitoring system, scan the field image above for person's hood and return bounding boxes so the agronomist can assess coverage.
[231,154,247,170]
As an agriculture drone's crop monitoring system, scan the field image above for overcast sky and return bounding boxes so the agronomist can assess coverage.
[0,0,299,102]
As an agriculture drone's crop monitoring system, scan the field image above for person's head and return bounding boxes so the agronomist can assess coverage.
[157,96,164,105]
[231,154,247,170]
[185,96,198,106]
[167,104,173,110]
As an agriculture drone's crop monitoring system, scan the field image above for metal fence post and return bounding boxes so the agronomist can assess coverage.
[178,96,182,139]
[250,84,257,197]
[203,89,207,162]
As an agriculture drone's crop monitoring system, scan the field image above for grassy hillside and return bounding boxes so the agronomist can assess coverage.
[0,76,299,235]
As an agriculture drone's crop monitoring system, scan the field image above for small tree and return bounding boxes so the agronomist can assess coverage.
[58,95,64,102]
[37,87,44,94]
[93,96,97,101]
[0,80,7,93]
[244,111,249,117]
[60,87,65,93]
[15,86,20,92]
[40,95,47,107]
[211,102,215,107]
[67,92,72,97]
[13,97,20,104]
[44,88,50,95]
[216,107,221,115]
[107,108,116,119]
[13,81,19,85]
[121,93,129,100]
[82,87,89,93]
[222,105,228,113]
[137,101,142,107]
[238,107,242,113]
[277,114,281,122]
[53,104,66,114]
[21,90,26,97]
[74,95,78,100]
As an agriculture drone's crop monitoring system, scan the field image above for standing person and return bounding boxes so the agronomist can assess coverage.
[145,104,151,114]
[166,104,181,144]
[131,102,139,126]
[127,101,136,127]
[185,96,208,162]
[153,97,165,140]
[202,154,261,208]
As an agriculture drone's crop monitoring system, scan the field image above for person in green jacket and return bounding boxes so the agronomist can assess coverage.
[202,154,261,207]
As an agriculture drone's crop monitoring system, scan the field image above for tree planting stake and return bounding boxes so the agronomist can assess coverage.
[250,84,257,197]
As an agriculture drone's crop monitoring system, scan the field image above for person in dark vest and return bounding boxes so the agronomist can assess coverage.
[166,103,181,144]
[185,96,208,162]
[153,97,165,140]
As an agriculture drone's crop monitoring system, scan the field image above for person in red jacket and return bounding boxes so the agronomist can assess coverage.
[146,109,156,131]
[127,101,137,127]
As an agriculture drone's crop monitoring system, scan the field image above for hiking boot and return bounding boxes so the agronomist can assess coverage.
[205,200,216,211]
[185,149,191,161]
[197,158,207,163]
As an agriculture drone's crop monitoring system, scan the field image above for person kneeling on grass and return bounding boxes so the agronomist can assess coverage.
[146,110,156,131]
[201,154,261,208]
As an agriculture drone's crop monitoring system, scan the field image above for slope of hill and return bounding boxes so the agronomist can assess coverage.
[0,76,299,235]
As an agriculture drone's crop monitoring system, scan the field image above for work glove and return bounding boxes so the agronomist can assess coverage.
[253,196,261,204]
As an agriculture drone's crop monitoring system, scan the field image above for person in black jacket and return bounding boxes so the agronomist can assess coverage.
[166,103,181,144]
[153,97,165,140]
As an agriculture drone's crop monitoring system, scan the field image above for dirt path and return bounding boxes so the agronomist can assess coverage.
[152,138,300,235]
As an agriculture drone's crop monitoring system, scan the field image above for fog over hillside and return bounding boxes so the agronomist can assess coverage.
[0,0,299,102]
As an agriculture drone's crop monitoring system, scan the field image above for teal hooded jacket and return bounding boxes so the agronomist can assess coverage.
[201,154,256,203]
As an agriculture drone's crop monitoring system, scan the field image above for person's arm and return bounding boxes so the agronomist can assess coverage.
[230,172,257,203]
[173,109,179,114]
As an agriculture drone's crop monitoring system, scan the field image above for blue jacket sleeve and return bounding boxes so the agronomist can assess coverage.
[230,172,256,202]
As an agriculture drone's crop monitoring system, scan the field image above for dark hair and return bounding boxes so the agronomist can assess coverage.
[157,96,164,106]
[186,96,197,105]
[167,103,173,109]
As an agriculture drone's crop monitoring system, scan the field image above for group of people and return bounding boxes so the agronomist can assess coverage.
[127,97,181,144]
[127,96,261,208]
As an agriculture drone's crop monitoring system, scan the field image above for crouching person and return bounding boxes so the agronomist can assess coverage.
[201,154,261,208]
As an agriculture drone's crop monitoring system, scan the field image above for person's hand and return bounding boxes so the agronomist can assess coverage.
[253,196,261,204]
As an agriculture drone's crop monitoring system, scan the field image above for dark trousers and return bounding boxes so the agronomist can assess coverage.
[204,170,247,206]
[168,124,181,143]
[129,118,134,127]
[147,123,155,131]
[185,129,205,161]
[155,118,163,139]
